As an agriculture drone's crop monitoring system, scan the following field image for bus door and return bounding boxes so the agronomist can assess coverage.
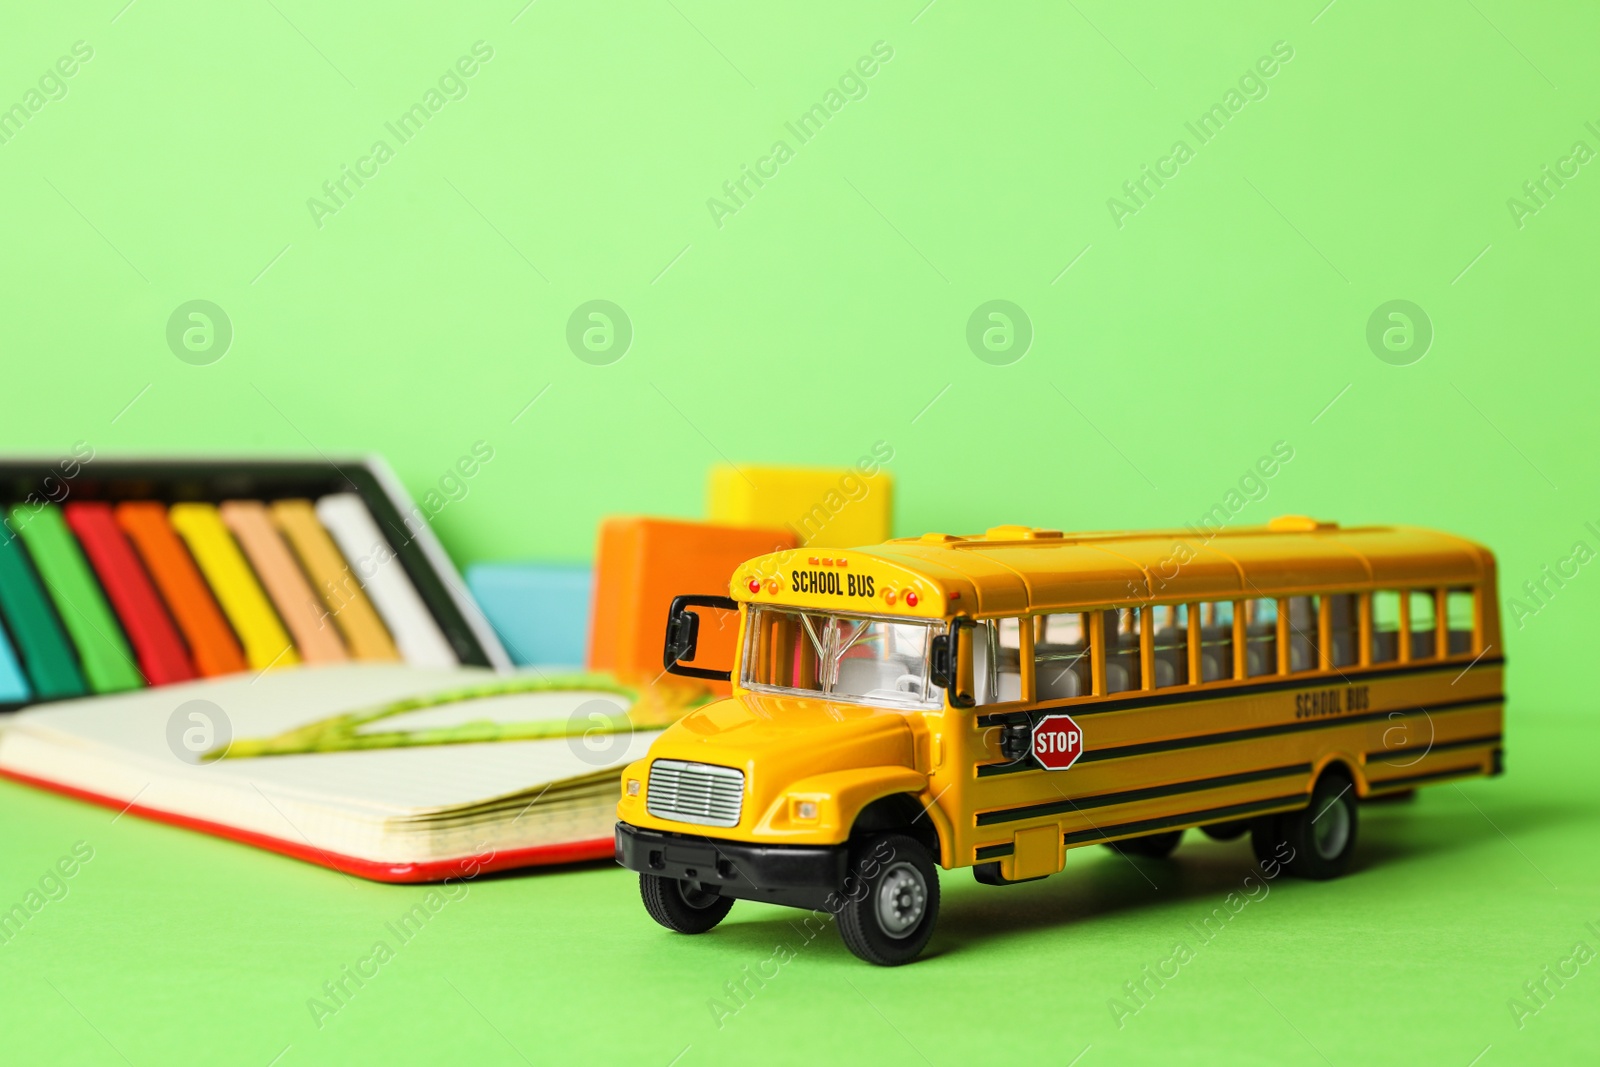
[962,609,1153,875]
[960,615,1069,877]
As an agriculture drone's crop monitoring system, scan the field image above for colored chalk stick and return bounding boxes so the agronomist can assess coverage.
[116,503,248,678]
[465,562,591,666]
[270,499,398,662]
[9,505,143,693]
[315,494,457,668]
[0,519,86,699]
[65,503,197,686]
[0,618,29,702]
[221,501,347,664]
[169,503,299,673]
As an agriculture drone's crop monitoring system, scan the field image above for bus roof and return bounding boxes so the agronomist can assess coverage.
[730,516,1496,619]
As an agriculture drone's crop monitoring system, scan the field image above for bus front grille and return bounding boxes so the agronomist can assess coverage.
[646,759,744,828]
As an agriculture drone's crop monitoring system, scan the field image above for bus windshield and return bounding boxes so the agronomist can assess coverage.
[742,607,940,710]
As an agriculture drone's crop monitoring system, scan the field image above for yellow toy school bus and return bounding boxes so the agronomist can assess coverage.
[613,517,1504,965]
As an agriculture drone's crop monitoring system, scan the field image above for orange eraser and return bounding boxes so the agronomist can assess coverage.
[587,517,796,694]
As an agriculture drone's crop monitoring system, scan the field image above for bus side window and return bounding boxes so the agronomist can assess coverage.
[1034,613,1090,700]
[1151,604,1189,687]
[1446,588,1476,655]
[1244,598,1278,677]
[1328,593,1359,668]
[1371,591,1401,663]
[1409,590,1438,660]
[1198,601,1235,681]
[1286,595,1320,672]
[1102,608,1142,693]
[973,619,1024,705]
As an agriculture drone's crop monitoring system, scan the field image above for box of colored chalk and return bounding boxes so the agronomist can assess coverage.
[0,455,508,710]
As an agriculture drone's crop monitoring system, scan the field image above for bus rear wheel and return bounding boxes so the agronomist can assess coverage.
[1288,771,1359,879]
[1202,820,1248,841]
[1256,771,1359,880]
[1250,814,1288,867]
[639,874,734,934]
[1106,829,1183,858]
[836,833,940,966]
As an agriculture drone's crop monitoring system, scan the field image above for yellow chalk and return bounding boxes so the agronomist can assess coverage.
[169,503,300,672]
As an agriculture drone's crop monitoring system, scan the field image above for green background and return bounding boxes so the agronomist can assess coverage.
[1,0,1596,1063]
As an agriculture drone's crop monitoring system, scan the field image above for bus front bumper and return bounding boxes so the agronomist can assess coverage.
[614,822,847,911]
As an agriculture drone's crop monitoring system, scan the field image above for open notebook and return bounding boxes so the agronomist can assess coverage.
[0,664,701,882]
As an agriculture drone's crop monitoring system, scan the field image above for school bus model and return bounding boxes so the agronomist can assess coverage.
[613,517,1504,965]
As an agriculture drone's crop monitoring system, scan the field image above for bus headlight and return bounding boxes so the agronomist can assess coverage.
[626,778,641,797]
[793,799,818,821]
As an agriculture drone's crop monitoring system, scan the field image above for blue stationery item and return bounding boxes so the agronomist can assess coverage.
[0,619,30,703]
[465,562,592,666]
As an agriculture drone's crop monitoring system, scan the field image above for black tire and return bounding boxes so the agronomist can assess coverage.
[1281,770,1359,880]
[1105,829,1183,858]
[1250,814,1288,866]
[836,833,940,966]
[639,874,734,934]
[1201,820,1248,842]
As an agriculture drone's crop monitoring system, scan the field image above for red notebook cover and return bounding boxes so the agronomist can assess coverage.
[64,502,197,686]
[1,768,612,882]
[0,662,647,884]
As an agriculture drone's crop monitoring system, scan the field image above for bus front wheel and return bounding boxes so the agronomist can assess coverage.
[836,833,940,966]
[640,874,734,934]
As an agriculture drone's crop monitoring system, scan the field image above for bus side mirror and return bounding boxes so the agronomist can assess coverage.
[931,620,975,708]
[930,635,953,686]
[663,595,739,682]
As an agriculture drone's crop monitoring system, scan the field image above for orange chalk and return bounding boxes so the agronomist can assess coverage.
[221,501,348,664]
[115,502,248,678]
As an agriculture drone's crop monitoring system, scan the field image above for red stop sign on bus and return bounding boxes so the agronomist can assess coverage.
[1032,714,1083,771]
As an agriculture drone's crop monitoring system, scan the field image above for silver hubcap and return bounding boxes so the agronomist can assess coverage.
[874,862,927,939]
[1311,795,1351,859]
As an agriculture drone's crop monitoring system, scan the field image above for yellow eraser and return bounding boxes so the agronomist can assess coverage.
[708,457,894,548]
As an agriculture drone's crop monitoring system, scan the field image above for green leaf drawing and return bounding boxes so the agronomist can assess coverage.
[214,673,709,760]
